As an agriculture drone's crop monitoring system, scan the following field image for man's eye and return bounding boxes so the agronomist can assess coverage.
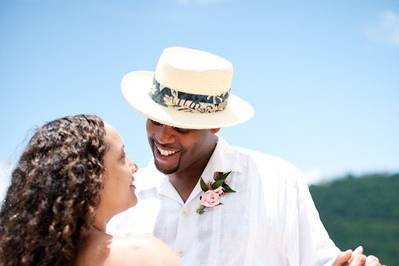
[174,127,190,134]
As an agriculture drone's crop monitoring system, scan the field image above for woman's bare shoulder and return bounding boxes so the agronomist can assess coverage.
[104,235,181,266]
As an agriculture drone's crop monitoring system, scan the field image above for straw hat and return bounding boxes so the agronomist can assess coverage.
[121,47,254,129]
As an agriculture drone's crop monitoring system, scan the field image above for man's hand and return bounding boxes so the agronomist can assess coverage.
[331,248,365,266]
[331,246,384,266]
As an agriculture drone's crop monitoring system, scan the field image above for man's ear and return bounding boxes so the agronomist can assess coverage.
[210,128,220,134]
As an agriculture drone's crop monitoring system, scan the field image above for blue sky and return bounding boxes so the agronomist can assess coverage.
[1,0,398,198]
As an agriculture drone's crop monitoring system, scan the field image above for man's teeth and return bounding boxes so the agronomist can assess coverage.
[157,147,177,156]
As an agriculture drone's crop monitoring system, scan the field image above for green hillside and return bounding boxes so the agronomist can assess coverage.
[310,173,399,265]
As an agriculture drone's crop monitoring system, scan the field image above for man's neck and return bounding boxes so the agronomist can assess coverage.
[168,140,217,203]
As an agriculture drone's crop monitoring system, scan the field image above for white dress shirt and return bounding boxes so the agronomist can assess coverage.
[107,138,340,266]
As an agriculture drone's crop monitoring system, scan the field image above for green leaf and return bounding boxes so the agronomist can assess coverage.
[222,183,236,193]
[215,171,231,182]
[196,205,206,214]
[200,177,208,191]
[212,179,225,189]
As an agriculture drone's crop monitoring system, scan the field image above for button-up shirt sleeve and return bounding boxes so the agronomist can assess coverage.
[277,163,340,265]
[297,179,341,266]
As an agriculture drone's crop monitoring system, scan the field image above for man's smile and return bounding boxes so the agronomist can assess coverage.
[155,143,179,156]
[153,142,181,165]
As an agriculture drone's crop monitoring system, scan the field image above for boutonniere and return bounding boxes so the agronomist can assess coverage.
[196,171,236,215]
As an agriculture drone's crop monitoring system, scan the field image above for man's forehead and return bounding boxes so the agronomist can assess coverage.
[146,118,220,132]
[147,118,189,130]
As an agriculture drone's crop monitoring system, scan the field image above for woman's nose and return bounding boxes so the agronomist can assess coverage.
[128,160,138,174]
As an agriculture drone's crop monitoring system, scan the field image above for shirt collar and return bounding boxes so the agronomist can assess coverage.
[150,136,244,205]
[142,160,185,205]
[186,136,243,204]
[200,136,243,183]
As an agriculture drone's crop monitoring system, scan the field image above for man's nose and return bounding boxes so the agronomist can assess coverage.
[156,125,175,144]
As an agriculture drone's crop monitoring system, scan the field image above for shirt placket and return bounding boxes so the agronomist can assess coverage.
[173,199,198,260]
[174,178,207,261]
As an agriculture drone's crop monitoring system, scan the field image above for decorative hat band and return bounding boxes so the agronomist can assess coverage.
[150,78,230,113]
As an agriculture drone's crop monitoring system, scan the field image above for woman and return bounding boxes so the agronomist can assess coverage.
[0,114,180,266]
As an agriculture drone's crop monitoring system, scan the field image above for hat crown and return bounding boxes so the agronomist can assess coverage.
[121,46,254,129]
[154,47,233,96]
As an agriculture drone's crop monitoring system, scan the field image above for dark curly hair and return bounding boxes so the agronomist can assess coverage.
[0,114,108,266]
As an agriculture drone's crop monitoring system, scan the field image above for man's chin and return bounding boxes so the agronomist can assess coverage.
[154,161,179,175]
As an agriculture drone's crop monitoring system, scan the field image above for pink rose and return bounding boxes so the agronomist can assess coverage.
[200,190,220,207]
[213,186,224,195]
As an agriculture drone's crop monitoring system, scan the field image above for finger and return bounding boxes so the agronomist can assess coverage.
[353,246,364,254]
[348,246,364,263]
[366,262,381,266]
[366,255,379,263]
[331,250,352,266]
[349,253,366,266]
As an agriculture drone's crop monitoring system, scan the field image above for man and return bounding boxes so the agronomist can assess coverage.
[108,47,382,266]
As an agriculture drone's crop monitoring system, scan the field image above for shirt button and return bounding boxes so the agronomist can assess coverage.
[177,250,184,257]
[181,208,188,216]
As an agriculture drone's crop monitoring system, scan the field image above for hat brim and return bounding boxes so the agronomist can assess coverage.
[121,71,254,129]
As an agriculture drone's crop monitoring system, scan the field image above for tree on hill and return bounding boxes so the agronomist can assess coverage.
[309,173,399,266]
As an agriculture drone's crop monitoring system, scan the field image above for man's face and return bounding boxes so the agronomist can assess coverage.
[146,119,219,175]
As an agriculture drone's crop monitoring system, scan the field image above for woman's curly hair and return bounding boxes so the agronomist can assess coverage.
[0,114,108,266]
